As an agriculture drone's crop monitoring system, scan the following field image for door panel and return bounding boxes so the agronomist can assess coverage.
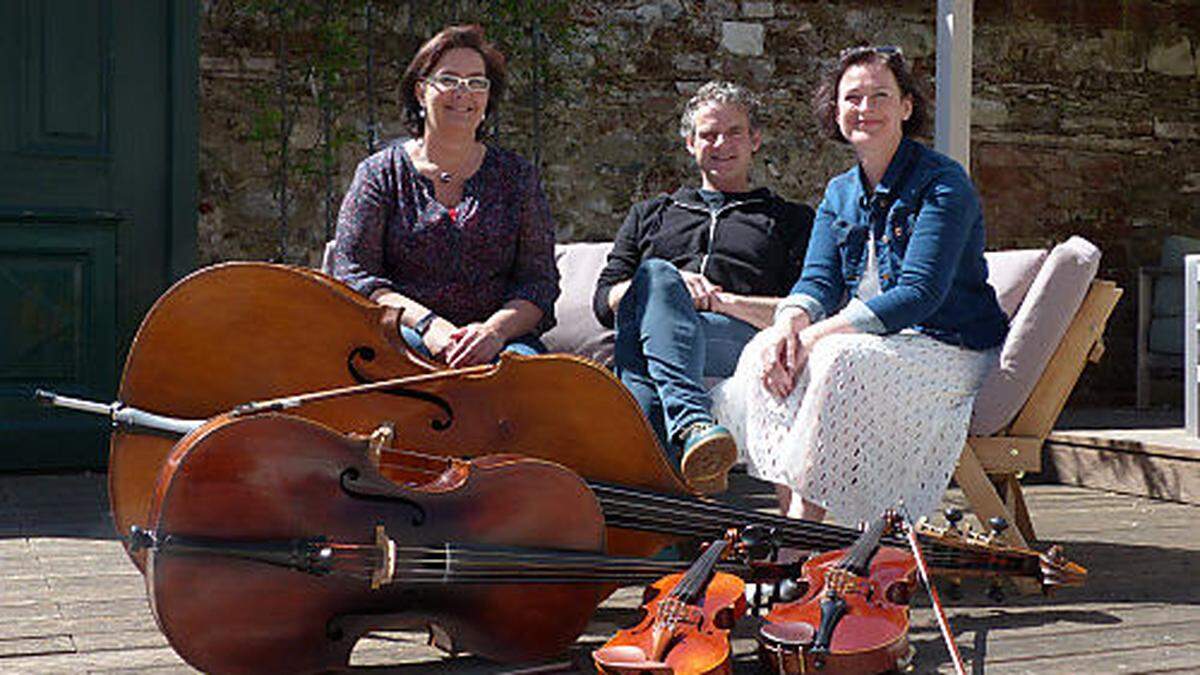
[0,216,118,469]
[0,0,196,470]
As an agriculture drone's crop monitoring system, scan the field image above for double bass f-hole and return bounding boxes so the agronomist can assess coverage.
[346,346,454,431]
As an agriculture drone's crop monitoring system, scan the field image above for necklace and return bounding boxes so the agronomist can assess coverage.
[420,139,478,186]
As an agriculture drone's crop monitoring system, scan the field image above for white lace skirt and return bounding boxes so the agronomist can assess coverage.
[711,331,996,526]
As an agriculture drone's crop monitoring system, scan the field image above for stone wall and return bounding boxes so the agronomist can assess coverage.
[198,1,1200,405]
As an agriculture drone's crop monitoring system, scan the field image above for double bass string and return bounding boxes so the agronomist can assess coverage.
[374,449,1035,578]
[591,483,1033,575]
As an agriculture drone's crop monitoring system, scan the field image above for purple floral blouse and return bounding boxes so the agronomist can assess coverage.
[332,141,559,333]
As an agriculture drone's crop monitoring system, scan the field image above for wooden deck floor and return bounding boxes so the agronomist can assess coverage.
[1,471,1198,674]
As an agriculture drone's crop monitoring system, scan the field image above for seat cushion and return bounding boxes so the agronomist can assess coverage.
[983,249,1048,319]
[541,242,616,367]
[969,236,1101,436]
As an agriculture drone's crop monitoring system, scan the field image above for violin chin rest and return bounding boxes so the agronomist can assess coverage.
[593,646,672,673]
[760,619,816,648]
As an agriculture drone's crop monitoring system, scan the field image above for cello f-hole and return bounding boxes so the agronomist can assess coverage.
[346,346,455,431]
[339,468,427,527]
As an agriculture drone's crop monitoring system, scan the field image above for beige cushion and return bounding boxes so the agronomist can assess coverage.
[983,249,1048,319]
[541,242,616,367]
[969,236,1101,435]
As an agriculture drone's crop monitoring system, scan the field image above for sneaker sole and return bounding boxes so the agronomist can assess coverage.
[681,433,738,485]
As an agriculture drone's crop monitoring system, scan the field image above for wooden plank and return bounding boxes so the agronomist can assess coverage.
[1009,281,1122,438]
[1045,441,1200,504]
[952,444,1028,547]
[0,635,74,659]
[965,435,1042,473]
[1048,427,1200,460]
[0,646,188,672]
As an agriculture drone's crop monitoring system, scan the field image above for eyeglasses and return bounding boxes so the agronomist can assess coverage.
[839,45,904,61]
[424,73,491,93]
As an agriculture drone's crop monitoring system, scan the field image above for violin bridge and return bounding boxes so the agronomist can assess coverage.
[370,524,397,589]
[367,423,396,467]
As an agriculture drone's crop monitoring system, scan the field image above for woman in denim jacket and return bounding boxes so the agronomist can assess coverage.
[714,46,1008,529]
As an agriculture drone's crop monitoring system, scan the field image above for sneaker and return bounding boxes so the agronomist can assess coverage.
[678,422,738,494]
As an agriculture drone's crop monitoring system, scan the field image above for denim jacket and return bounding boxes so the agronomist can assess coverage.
[786,138,1008,350]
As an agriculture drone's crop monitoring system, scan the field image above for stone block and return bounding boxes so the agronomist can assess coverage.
[747,58,776,82]
[721,21,764,56]
[972,97,1009,128]
[634,3,663,25]
[1182,173,1200,194]
[673,53,707,73]
[742,2,774,19]
[660,0,684,21]
[705,0,738,19]
[1148,36,1195,77]
[1062,32,1143,73]
[875,20,935,59]
[1154,119,1200,141]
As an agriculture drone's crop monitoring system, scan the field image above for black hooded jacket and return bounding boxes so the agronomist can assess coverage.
[593,186,815,328]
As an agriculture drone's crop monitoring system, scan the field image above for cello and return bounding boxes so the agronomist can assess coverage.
[138,411,761,674]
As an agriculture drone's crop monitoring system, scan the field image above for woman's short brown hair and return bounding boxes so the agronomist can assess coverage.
[812,46,930,143]
[399,25,507,140]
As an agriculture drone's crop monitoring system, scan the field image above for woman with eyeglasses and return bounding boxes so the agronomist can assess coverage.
[713,46,1008,528]
[332,25,558,366]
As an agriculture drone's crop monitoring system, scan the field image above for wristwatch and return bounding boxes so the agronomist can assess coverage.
[413,310,438,337]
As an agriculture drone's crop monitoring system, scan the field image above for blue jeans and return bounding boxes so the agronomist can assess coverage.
[615,259,758,459]
[400,326,546,360]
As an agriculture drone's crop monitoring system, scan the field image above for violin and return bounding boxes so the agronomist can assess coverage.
[757,514,915,675]
[137,411,750,674]
[594,538,746,675]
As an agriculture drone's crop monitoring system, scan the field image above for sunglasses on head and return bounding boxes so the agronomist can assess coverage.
[839,45,905,61]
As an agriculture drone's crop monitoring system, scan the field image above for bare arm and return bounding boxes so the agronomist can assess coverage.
[709,291,781,330]
[370,289,459,359]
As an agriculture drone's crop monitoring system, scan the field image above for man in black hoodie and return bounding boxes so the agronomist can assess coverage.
[593,81,815,493]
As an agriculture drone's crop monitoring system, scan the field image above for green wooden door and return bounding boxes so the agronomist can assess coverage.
[0,0,197,470]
